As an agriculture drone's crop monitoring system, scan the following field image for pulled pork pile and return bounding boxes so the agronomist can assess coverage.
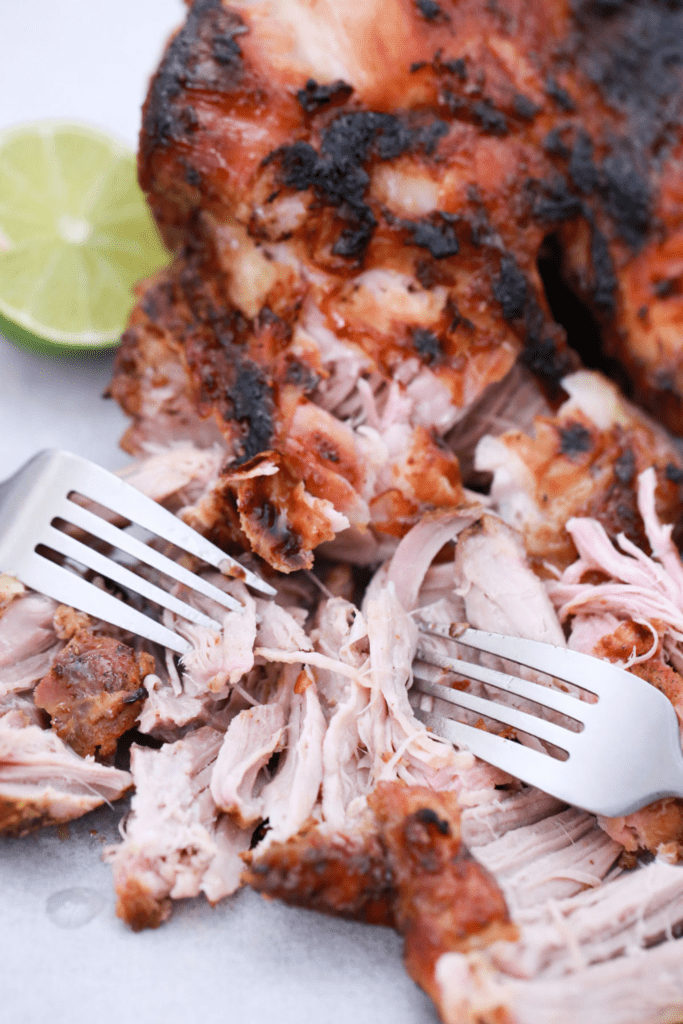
[6,370,683,1021]
[7,0,683,1021]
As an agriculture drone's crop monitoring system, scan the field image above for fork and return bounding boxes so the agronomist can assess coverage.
[410,623,683,818]
[0,449,276,656]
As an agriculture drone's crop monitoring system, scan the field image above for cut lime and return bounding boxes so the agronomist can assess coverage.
[0,119,169,354]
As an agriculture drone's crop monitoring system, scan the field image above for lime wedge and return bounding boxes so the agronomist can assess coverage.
[0,119,169,354]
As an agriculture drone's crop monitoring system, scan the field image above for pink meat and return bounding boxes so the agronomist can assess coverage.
[0,593,61,696]
[104,727,250,930]
[0,714,131,835]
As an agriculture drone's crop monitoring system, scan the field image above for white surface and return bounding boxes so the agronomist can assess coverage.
[0,5,439,1023]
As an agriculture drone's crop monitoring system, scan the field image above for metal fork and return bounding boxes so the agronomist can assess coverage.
[410,623,683,818]
[0,449,276,655]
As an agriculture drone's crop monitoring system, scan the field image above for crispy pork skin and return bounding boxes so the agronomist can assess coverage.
[245,780,516,998]
[33,631,151,759]
[368,784,517,1005]
[243,820,397,927]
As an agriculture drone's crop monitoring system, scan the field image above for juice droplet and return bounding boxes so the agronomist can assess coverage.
[46,887,105,928]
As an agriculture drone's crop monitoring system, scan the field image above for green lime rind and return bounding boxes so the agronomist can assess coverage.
[0,118,169,355]
[0,308,120,355]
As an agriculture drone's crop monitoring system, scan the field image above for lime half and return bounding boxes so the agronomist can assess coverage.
[0,120,169,354]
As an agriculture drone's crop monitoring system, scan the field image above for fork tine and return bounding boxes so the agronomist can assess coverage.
[419,625,624,697]
[18,554,191,655]
[58,497,244,614]
[66,454,276,597]
[43,524,224,632]
[409,694,569,792]
[411,672,574,749]
[414,646,594,721]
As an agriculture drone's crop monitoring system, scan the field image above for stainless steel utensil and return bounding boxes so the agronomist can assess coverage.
[411,623,683,817]
[0,449,275,655]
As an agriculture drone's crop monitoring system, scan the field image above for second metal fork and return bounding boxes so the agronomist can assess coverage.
[411,623,683,818]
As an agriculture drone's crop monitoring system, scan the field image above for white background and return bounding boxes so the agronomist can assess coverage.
[0,4,438,1022]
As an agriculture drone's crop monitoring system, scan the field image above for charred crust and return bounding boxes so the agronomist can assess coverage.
[590,225,617,312]
[545,76,575,112]
[600,148,650,250]
[296,78,353,113]
[403,213,460,259]
[512,93,540,119]
[472,100,508,136]
[666,462,683,488]
[519,300,576,390]
[223,362,275,464]
[183,163,202,187]
[653,278,681,298]
[559,423,593,456]
[283,357,320,392]
[410,327,443,364]
[492,255,527,321]
[414,0,449,22]
[251,498,303,561]
[569,131,599,194]
[270,112,448,258]
[533,176,584,223]
[412,807,451,836]
[122,686,148,705]
[571,0,682,253]
[440,56,468,80]
[614,447,636,484]
[573,0,683,141]
[543,127,571,160]
[142,0,246,150]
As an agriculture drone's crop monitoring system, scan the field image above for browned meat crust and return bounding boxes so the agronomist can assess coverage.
[33,632,151,759]
[111,0,683,573]
[368,784,518,1003]
[243,823,396,927]
[477,374,683,572]
[244,782,516,1001]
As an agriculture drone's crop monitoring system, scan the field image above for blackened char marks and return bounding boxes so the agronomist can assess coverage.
[187,314,275,464]
[296,79,353,113]
[600,149,650,250]
[404,215,460,258]
[545,76,575,112]
[574,0,683,140]
[410,327,443,364]
[533,176,583,223]
[569,132,599,194]
[414,0,449,22]
[472,100,508,136]
[543,128,570,160]
[590,225,617,311]
[142,0,246,149]
[251,498,303,562]
[493,255,527,320]
[229,363,275,462]
[666,462,683,485]
[559,422,592,456]
[520,300,576,390]
[614,447,636,484]
[513,93,540,119]
[271,112,448,258]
